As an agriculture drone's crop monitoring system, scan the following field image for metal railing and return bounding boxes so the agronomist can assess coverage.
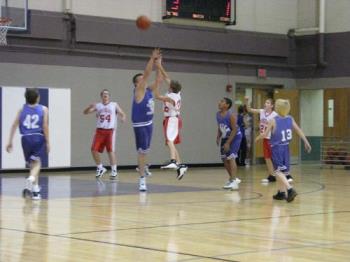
[321,137,350,168]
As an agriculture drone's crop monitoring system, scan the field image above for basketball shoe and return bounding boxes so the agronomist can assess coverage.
[161,159,178,169]
[96,167,107,178]
[177,164,188,180]
[139,177,147,192]
[223,180,239,190]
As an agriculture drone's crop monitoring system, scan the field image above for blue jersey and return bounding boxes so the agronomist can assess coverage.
[132,88,154,127]
[270,115,293,146]
[19,104,45,135]
[216,110,241,139]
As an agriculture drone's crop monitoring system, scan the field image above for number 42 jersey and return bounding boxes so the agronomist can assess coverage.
[19,104,45,135]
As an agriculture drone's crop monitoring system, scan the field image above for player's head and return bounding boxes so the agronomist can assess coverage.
[264,98,274,111]
[218,97,232,111]
[169,80,182,93]
[25,88,40,105]
[132,73,143,87]
[238,105,244,114]
[100,89,110,103]
[275,99,290,117]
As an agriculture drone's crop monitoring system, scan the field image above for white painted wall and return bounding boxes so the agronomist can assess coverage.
[0,62,296,167]
[300,89,323,136]
[27,0,350,34]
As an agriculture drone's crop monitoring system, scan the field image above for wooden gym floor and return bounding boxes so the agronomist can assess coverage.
[0,164,349,261]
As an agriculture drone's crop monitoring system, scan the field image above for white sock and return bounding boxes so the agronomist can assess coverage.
[32,184,40,193]
[111,165,117,172]
[27,176,35,183]
[97,164,103,169]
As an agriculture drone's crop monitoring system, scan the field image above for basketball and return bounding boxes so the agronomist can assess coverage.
[136,15,151,30]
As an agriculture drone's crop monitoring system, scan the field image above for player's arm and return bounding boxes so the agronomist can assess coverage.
[244,96,260,114]
[292,118,312,153]
[83,103,97,114]
[216,127,222,146]
[43,106,50,153]
[256,119,275,142]
[153,87,175,106]
[116,103,126,123]
[6,109,21,153]
[152,57,175,105]
[157,59,171,85]
[136,49,160,94]
[223,114,238,152]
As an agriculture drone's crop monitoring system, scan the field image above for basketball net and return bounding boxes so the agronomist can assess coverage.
[0,18,12,46]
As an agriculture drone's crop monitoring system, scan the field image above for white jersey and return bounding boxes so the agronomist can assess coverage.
[163,92,181,117]
[259,109,277,139]
[95,102,118,129]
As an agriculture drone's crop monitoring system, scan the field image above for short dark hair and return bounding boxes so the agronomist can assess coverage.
[25,88,39,105]
[266,98,274,105]
[170,80,182,93]
[132,73,143,86]
[100,89,110,97]
[238,105,244,114]
[223,97,232,109]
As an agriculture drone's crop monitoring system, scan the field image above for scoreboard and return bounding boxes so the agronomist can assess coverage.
[165,0,235,24]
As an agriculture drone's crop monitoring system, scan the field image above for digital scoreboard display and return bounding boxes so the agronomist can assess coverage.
[166,0,234,23]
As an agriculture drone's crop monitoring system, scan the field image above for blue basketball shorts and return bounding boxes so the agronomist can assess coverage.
[133,124,153,154]
[271,144,290,173]
[220,133,242,160]
[21,134,46,163]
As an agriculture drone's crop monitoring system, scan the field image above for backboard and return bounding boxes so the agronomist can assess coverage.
[0,0,28,31]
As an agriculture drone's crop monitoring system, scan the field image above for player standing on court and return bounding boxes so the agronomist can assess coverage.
[84,89,126,179]
[131,49,162,191]
[256,99,311,202]
[153,57,188,180]
[216,97,242,190]
[244,97,286,183]
[6,88,50,200]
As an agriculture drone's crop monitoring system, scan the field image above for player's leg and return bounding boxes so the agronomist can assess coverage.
[134,125,152,191]
[106,129,118,179]
[22,135,45,200]
[222,135,241,190]
[91,129,107,178]
[161,117,179,169]
[261,139,276,183]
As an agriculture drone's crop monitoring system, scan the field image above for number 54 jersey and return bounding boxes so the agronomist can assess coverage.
[270,115,293,146]
[19,104,45,135]
[95,102,118,129]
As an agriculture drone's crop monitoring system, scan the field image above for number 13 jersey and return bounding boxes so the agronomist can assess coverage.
[95,102,118,129]
[270,115,293,146]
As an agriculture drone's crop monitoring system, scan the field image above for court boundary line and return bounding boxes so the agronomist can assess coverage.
[56,210,349,236]
[0,226,239,262]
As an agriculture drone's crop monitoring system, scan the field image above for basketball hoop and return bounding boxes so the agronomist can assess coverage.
[0,18,12,46]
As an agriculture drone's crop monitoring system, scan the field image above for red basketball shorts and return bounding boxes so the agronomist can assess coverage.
[91,128,115,153]
[263,138,272,159]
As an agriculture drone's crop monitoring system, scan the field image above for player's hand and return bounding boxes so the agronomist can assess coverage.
[152,48,161,60]
[46,143,51,153]
[223,142,230,153]
[6,143,13,153]
[304,142,312,153]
